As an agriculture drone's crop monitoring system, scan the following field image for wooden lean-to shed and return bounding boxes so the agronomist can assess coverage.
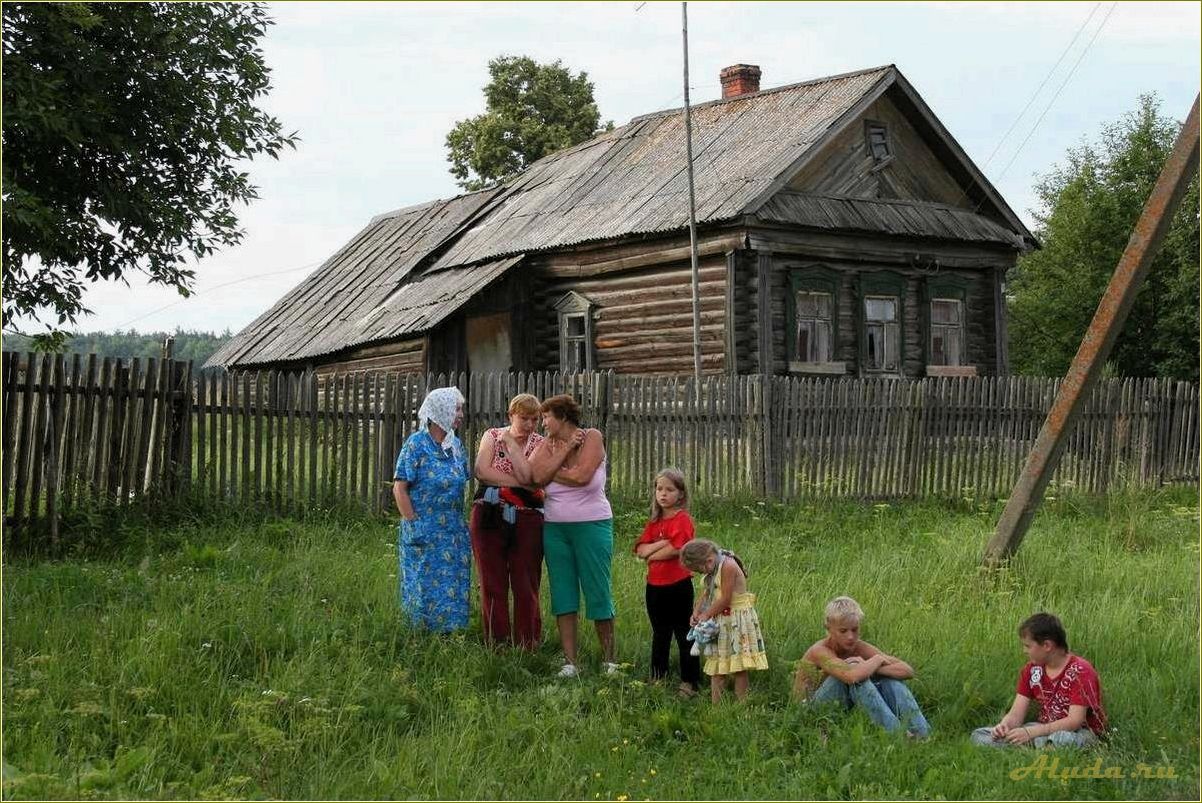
[207,64,1036,379]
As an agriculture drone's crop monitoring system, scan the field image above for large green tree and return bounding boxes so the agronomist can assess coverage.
[2,2,295,345]
[445,55,610,191]
[1007,94,1199,380]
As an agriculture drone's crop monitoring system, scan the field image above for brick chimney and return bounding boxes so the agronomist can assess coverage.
[720,64,761,99]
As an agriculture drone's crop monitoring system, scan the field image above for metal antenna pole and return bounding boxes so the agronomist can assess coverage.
[682,1,702,383]
[984,94,1200,566]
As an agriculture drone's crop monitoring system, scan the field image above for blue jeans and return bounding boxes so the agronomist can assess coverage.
[971,723,1097,749]
[809,675,932,737]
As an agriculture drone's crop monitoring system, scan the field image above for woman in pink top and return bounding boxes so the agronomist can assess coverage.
[528,394,616,678]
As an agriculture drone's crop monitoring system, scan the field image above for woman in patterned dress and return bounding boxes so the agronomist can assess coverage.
[470,393,546,649]
[392,387,471,632]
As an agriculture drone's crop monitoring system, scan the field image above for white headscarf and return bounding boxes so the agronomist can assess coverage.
[418,387,465,457]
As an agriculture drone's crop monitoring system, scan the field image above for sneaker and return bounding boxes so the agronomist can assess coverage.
[557,663,579,678]
[602,661,622,675]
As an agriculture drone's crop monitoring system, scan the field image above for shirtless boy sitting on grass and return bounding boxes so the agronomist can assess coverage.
[793,596,931,738]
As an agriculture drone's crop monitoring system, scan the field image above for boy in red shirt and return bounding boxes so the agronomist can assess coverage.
[971,612,1107,748]
[634,468,700,698]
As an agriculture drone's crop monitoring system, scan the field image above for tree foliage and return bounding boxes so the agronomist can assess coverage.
[445,55,610,191]
[2,327,230,371]
[1,2,296,344]
[1007,94,1199,380]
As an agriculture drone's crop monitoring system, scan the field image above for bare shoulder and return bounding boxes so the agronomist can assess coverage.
[855,640,883,659]
[798,634,826,663]
[802,640,830,664]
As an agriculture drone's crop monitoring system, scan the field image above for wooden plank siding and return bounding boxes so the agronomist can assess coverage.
[787,88,975,210]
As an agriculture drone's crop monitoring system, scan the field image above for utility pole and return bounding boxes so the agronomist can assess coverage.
[983,95,1199,565]
[681,1,702,383]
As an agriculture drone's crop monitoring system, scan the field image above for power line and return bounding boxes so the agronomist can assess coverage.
[982,3,1101,170]
[111,260,322,330]
[993,1,1118,184]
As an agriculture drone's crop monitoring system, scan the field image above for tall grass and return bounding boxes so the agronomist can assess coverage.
[3,487,1198,799]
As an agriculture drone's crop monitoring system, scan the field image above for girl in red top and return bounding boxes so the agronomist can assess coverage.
[633,468,701,698]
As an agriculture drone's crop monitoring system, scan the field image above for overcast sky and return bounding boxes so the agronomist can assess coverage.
[24,0,1201,337]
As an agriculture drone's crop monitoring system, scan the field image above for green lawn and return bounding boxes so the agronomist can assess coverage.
[3,487,1199,799]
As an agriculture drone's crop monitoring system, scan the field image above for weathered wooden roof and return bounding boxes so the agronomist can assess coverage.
[207,189,503,367]
[757,192,1025,248]
[211,64,1035,368]
[430,65,896,269]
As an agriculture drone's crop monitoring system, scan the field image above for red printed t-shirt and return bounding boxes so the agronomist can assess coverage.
[1017,654,1107,735]
[634,511,695,586]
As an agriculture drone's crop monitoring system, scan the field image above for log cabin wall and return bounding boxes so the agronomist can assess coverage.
[313,336,426,378]
[765,258,1004,378]
[516,230,746,375]
[728,250,756,373]
[752,231,1018,378]
[528,254,731,375]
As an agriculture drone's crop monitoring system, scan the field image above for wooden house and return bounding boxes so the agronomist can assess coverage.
[207,64,1036,379]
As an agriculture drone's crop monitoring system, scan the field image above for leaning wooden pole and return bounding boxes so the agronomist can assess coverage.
[984,95,1200,566]
[681,1,703,383]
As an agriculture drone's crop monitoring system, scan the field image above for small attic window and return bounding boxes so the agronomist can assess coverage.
[865,121,892,164]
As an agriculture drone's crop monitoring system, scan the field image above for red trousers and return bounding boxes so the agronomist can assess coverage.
[469,504,544,649]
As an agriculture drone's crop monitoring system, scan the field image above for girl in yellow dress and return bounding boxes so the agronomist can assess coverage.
[680,539,768,703]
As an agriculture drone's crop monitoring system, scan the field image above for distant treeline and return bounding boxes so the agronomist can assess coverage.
[2,328,230,369]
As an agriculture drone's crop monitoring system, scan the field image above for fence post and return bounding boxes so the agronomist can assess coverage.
[166,359,192,497]
[597,371,613,433]
[757,374,776,497]
[46,354,66,548]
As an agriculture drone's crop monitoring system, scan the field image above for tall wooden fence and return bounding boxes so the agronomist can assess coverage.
[3,351,1198,544]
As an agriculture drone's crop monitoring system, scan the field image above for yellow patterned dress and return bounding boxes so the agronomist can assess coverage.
[703,554,769,676]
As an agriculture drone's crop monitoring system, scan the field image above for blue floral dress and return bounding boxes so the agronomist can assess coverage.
[394,429,471,631]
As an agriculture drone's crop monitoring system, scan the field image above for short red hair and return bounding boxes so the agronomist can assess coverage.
[539,394,581,426]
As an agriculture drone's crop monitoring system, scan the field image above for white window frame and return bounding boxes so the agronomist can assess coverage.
[863,294,901,373]
[554,291,594,372]
[928,297,965,367]
[795,290,834,363]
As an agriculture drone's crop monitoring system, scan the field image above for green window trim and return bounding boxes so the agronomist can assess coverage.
[856,270,907,374]
[922,274,975,366]
[926,274,972,302]
[787,266,841,363]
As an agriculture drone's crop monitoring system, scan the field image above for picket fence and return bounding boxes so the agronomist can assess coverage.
[3,351,1198,546]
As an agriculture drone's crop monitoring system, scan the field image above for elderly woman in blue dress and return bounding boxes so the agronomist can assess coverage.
[392,387,471,631]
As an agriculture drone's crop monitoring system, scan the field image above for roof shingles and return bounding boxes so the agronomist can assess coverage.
[210,65,1028,369]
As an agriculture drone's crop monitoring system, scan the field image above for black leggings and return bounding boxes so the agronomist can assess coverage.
[645,579,701,687]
